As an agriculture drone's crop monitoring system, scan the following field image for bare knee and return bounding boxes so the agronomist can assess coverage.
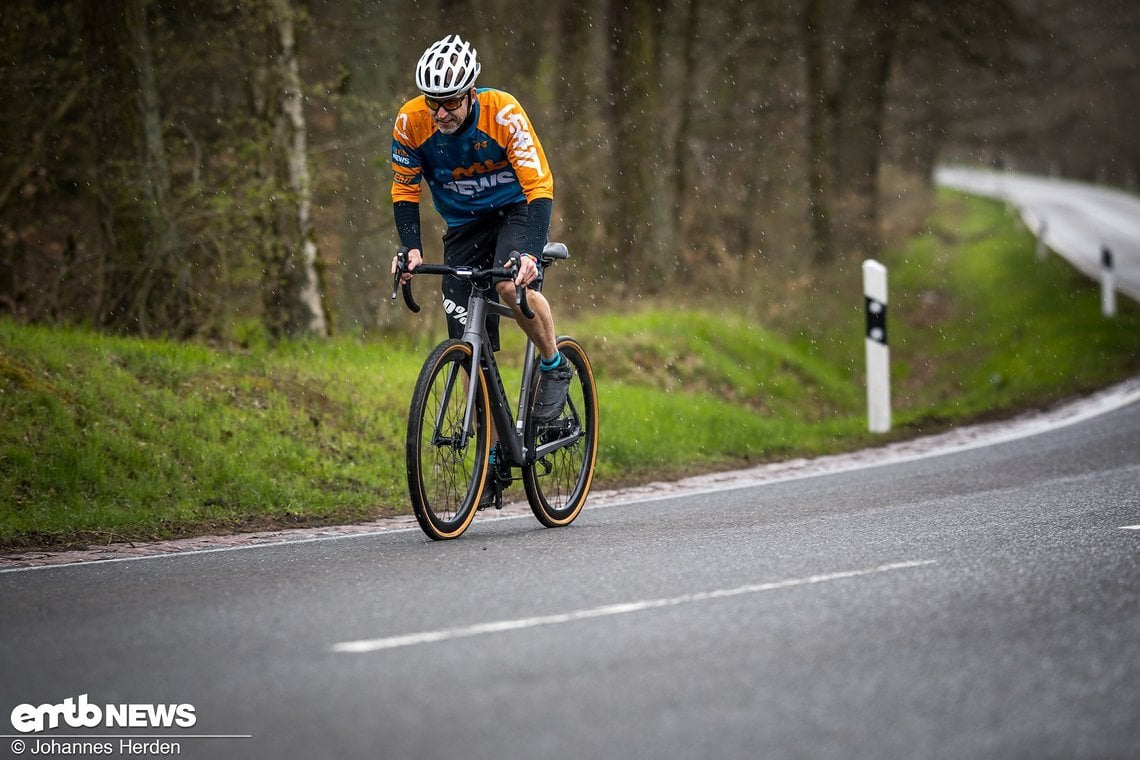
[496,280,517,302]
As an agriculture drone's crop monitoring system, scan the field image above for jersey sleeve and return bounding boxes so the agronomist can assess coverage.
[390,103,427,204]
[484,92,554,203]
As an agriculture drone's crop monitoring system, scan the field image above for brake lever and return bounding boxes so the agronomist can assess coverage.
[509,252,536,320]
[390,247,407,301]
[392,247,421,313]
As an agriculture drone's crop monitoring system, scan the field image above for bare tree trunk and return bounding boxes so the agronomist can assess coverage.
[803,0,833,263]
[828,0,910,260]
[262,0,328,338]
[606,0,661,286]
[552,0,610,270]
[128,0,188,332]
[669,0,699,275]
[87,0,180,335]
[333,0,398,333]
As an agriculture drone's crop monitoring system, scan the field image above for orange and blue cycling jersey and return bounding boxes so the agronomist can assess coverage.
[391,88,554,228]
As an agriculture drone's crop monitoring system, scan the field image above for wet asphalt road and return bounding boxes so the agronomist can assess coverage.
[2,396,1139,760]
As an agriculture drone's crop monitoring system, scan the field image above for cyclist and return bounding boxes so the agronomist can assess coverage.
[389,33,570,422]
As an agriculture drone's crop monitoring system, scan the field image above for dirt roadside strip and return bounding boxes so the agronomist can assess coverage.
[4,375,1139,572]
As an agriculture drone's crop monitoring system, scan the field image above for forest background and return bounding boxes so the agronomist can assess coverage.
[2,0,1138,340]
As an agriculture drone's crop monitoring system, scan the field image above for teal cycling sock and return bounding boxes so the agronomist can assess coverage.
[539,351,564,372]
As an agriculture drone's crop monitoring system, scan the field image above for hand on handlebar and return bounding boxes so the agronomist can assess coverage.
[391,247,423,285]
[390,246,422,312]
[508,252,539,288]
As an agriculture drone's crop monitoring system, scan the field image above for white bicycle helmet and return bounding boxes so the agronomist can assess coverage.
[415,34,481,99]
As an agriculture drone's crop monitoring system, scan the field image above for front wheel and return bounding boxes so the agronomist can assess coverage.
[407,340,490,540]
[522,337,599,527]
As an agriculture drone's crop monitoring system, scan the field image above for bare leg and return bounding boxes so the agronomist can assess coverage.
[496,281,557,360]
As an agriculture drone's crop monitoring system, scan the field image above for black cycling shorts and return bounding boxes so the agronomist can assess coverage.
[439,203,541,351]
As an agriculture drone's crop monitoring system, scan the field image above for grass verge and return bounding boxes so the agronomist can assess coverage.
[1,191,1137,550]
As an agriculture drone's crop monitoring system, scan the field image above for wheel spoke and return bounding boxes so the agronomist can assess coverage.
[407,341,488,539]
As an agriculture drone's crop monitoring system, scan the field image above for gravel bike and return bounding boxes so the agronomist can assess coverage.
[392,243,599,540]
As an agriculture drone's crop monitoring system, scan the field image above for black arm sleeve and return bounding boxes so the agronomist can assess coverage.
[393,201,422,251]
[525,197,553,256]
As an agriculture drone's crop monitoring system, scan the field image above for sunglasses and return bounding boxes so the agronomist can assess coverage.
[425,93,469,113]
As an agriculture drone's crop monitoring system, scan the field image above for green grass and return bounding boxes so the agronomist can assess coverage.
[886,193,1139,421]
[1,191,1137,550]
[0,331,424,546]
[575,309,872,483]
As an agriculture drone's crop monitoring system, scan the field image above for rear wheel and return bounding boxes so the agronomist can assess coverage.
[522,337,599,527]
[407,340,489,540]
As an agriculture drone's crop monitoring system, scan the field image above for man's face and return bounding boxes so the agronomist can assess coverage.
[427,90,472,135]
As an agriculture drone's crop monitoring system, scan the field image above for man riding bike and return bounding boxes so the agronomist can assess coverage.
[389,34,570,423]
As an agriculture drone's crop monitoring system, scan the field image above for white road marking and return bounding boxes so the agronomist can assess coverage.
[331,559,937,654]
[1121,525,1140,530]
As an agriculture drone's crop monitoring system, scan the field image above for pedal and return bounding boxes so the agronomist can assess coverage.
[490,475,504,510]
[479,443,513,510]
[478,467,506,511]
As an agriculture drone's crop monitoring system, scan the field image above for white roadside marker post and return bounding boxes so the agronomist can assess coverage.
[1101,244,1117,318]
[1036,219,1048,262]
[863,260,891,433]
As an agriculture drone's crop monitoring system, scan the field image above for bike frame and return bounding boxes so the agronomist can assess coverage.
[397,241,594,538]
[459,290,541,468]
[395,244,584,473]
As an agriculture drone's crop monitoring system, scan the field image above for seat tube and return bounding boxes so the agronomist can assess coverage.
[517,336,538,429]
[460,295,488,437]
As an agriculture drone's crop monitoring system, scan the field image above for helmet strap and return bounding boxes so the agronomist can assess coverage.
[453,90,477,132]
